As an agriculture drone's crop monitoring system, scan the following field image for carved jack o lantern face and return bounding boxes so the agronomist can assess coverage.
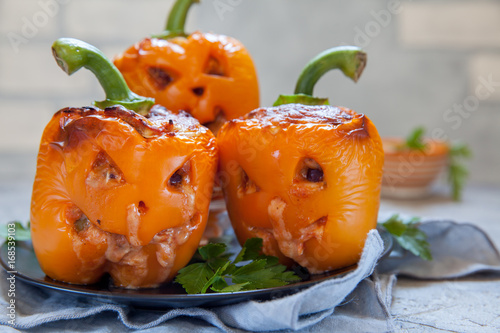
[217,104,384,273]
[30,105,218,287]
[114,32,260,133]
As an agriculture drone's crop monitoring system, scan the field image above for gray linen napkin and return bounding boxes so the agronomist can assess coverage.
[0,221,499,332]
[377,220,500,278]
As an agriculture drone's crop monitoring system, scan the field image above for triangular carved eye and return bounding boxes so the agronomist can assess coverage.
[237,167,259,197]
[205,56,226,76]
[148,67,175,89]
[297,158,324,183]
[168,160,191,190]
[86,151,126,189]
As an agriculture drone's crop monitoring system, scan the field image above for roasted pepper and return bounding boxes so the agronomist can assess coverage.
[30,38,218,288]
[113,0,259,133]
[217,47,384,273]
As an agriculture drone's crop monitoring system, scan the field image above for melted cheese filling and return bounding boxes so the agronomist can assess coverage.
[70,209,200,288]
[260,197,328,273]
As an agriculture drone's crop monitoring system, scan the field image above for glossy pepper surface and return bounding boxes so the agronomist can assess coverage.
[30,38,218,288]
[114,0,259,133]
[217,47,384,273]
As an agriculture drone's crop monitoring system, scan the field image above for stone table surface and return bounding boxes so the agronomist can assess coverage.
[380,186,500,332]
[1,152,499,332]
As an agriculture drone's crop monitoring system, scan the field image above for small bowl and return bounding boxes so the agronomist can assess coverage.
[381,138,449,199]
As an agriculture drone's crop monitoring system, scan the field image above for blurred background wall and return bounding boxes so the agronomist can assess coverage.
[1,0,499,185]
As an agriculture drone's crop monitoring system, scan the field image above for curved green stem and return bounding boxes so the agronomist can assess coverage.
[294,46,367,96]
[273,46,367,107]
[155,0,200,39]
[52,38,154,115]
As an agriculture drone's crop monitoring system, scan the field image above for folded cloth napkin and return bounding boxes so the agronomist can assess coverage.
[377,220,500,278]
[1,221,499,333]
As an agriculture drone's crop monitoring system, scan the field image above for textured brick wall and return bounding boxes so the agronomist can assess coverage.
[1,0,499,184]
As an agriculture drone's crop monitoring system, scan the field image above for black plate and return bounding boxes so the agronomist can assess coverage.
[0,230,392,309]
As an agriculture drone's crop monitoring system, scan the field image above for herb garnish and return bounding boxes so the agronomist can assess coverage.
[0,221,31,242]
[175,238,301,294]
[380,214,432,261]
[401,126,427,151]
[399,126,471,201]
[448,143,472,201]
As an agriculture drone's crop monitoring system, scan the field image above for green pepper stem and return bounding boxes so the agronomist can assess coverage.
[294,46,367,96]
[157,0,199,38]
[52,38,154,114]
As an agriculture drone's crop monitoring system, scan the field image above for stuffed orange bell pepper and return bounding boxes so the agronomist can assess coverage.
[217,46,384,273]
[30,38,218,288]
[113,0,259,133]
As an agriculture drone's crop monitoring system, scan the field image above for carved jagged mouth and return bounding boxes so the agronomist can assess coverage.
[265,197,328,273]
[68,205,201,288]
[239,197,328,273]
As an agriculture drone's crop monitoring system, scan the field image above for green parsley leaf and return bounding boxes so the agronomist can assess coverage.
[232,260,301,290]
[216,283,250,293]
[198,242,231,271]
[210,275,231,292]
[175,242,232,294]
[380,214,432,261]
[448,143,471,201]
[0,221,31,242]
[174,262,214,295]
[201,262,231,294]
[402,126,427,151]
[234,237,262,263]
[398,126,472,201]
[175,237,301,294]
[198,242,227,260]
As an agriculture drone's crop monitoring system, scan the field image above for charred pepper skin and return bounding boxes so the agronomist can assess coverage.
[30,39,218,288]
[113,0,259,132]
[217,47,384,273]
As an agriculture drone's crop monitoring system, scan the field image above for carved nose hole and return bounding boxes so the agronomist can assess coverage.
[291,158,326,197]
[167,161,191,191]
[148,67,174,90]
[86,151,126,189]
[237,167,260,197]
[300,158,324,183]
[306,168,324,182]
[138,201,148,215]
[192,87,205,96]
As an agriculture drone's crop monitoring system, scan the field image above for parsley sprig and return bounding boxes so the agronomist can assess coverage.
[175,238,301,294]
[0,221,31,242]
[398,127,471,201]
[401,126,427,151]
[448,143,472,201]
[380,214,432,261]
